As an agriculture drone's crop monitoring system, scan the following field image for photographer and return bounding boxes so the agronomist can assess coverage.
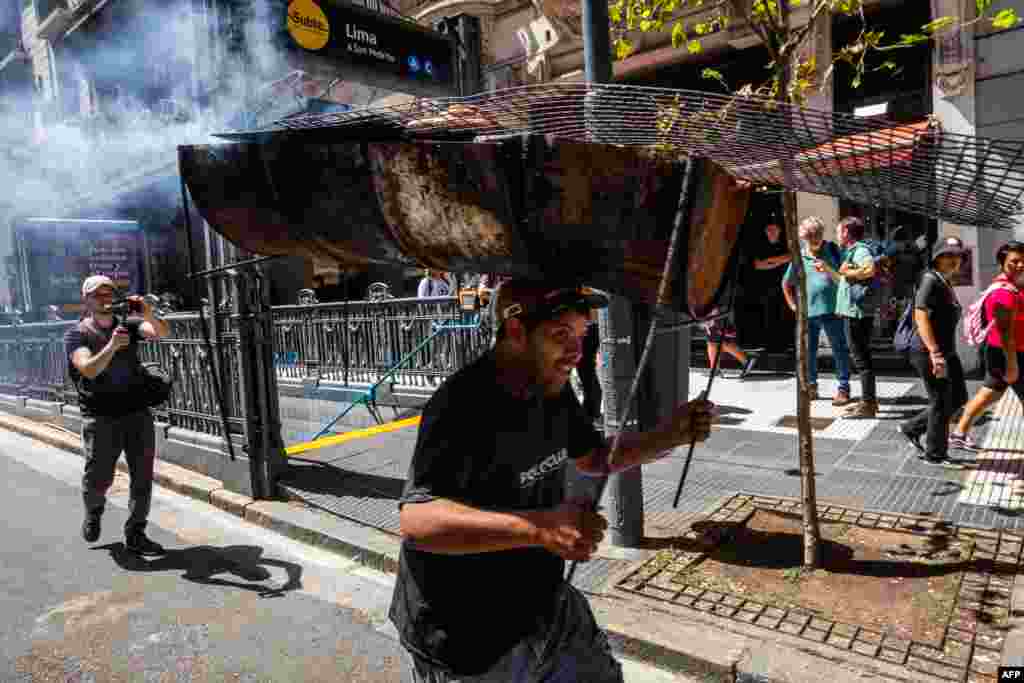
[66,275,170,555]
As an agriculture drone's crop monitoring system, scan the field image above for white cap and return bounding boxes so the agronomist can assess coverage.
[81,275,116,297]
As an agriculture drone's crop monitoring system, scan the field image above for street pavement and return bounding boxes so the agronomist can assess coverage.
[276,367,1024,597]
[0,429,700,682]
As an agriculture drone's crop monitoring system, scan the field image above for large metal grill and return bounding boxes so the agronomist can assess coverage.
[216,83,1024,229]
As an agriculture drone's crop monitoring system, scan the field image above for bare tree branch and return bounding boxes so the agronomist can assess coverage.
[728,0,778,61]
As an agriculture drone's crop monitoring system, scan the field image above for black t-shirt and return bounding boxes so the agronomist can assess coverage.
[748,237,789,291]
[64,317,148,417]
[388,351,605,675]
[912,271,962,354]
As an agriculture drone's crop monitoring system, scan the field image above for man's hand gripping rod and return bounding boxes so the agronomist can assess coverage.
[565,157,694,584]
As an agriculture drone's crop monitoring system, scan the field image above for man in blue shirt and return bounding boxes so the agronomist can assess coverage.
[782,216,853,406]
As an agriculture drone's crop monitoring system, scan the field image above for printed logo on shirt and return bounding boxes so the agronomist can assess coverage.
[520,448,568,488]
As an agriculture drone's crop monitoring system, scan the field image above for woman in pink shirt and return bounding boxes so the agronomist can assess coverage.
[951,241,1024,451]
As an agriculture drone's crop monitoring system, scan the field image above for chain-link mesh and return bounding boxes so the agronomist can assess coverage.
[216,83,1024,229]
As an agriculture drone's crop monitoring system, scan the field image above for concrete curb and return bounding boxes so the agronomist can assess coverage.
[0,410,729,678]
[3,410,1016,683]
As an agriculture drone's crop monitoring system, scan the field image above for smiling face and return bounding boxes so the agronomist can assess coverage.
[519,310,589,397]
[1002,249,1024,285]
[86,285,116,316]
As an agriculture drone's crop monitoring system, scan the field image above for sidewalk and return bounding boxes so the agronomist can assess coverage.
[2,368,1022,682]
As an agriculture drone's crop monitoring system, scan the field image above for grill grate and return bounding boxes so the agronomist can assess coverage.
[216,83,1024,229]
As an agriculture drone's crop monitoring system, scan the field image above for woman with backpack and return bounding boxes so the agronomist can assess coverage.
[950,241,1024,451]
[896,237,969,466]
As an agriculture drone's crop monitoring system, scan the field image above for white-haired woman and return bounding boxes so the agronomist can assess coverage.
[782,216,853,405]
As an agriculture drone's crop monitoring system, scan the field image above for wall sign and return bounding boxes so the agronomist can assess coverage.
[16,219,143,314]
[276,0,455,88]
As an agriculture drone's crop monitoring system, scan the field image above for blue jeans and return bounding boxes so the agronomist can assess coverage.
[807,314,851,392]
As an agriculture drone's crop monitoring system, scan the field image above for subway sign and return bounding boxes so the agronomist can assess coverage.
[279,0,456,89]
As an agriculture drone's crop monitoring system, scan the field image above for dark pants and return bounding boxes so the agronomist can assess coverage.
[845,316,876,402]
[904,352,967,459]
[405,584,622,683]
[743,288,793,351]
[577,323,601,421]
[81,410,156,535]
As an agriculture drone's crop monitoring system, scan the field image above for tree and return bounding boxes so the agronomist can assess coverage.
[610,0,1019,568]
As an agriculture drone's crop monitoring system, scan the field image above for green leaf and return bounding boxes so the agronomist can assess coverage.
[671,22,686,48]
[640,19,653,31]
[899,33,929,46]
[609,4,622,23]
[701,68,728,91]
[976,0,992,14]
[992,8,1021,30]
[687,39,703,54]
[702,67,724,82]
[922,16,956,34]
[614,38,636,60]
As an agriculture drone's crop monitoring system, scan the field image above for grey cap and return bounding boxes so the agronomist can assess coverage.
[931,237,966,264]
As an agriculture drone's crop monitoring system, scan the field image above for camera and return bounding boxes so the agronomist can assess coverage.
[107,297,143,316]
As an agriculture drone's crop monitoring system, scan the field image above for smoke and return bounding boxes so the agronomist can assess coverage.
[0,0,396,308]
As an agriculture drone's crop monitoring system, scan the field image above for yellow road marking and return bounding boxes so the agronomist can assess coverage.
[285,416,422,456]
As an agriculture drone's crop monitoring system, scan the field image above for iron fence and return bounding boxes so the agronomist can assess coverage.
[271,296,491,389]
[0,297,490,437]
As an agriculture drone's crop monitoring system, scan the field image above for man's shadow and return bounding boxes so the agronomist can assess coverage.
[98,543,304,598]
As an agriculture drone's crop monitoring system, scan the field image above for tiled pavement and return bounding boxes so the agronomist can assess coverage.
[277,369,1024,592]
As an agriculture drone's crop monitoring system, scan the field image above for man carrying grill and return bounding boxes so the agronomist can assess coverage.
[390,278,714,682]
[67,275,170,555]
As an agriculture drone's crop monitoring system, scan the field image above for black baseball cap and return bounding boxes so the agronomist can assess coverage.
[491,279,609,335]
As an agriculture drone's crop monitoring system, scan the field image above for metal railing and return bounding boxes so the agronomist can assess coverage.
[0,297,491,438]
[271,296,491,390]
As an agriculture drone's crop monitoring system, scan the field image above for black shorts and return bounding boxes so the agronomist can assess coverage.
[983,345,1024,393]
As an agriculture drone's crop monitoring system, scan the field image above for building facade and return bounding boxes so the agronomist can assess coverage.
[399,0,1022,358]
[0,0,418,317]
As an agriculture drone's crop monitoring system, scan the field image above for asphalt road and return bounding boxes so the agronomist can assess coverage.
[0,429,693,682]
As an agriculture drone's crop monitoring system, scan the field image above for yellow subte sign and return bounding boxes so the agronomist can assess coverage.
[287,0,330,51]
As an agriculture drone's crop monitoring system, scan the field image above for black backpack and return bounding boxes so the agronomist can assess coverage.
[139,361,173,408]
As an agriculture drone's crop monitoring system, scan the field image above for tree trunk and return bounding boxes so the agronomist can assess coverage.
[778,0,823,569]
[781,189,823,568]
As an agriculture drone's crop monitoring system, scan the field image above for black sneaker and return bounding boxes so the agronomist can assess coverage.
[922,456,965,470]
[897,425,924,455]
[737,356,758,379]
[125,531,165,556]
[82,510,102,543]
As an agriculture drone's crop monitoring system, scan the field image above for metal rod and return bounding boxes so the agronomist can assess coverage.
[178,157,237,462]
[188,254,284,280]
[567,156,694,584]
[673,330,723,508]
[670,244,742,508]
[582,0,613,83]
